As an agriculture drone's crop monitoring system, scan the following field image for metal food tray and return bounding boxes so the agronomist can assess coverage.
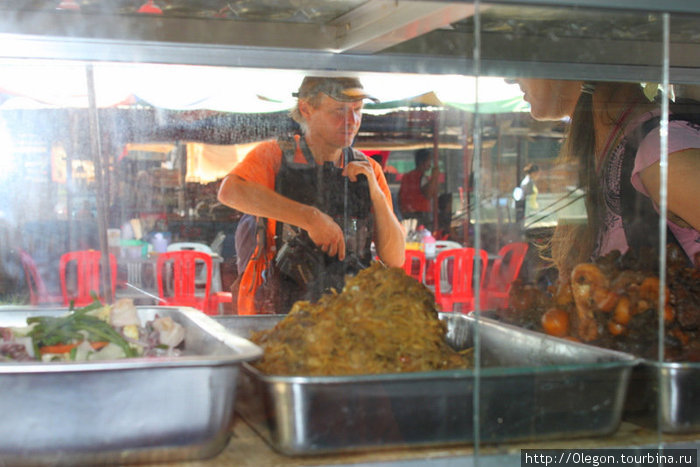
[0,306,262,466]
[475,311,700,433]
[623,359,700,433]
[216,314,637,455]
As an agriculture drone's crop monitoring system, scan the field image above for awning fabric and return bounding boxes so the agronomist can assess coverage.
[185,141,259,184]
[445,96,531,114]
[0,61,527,114]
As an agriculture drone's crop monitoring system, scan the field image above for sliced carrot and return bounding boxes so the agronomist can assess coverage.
[39,343,78,355]
[39,341,109,355]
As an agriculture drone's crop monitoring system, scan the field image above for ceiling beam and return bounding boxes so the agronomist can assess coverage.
[0,10,331,50]
[331,1,480,53]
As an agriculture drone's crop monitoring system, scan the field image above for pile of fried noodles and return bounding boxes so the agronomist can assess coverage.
[250,262,473,375]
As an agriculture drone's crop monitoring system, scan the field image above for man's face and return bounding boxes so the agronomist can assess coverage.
[301,94,364,148]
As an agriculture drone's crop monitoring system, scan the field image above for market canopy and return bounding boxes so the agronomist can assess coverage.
[0,61,531,184]
[0,60,528,114]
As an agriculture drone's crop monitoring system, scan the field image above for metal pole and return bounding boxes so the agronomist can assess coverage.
[66,111,75,252]
[431,110,440,233]
[85,63,113,303]
[462,136,472,247]
[177,142,187,216]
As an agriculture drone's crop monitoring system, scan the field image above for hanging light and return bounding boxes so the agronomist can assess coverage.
[56,0,80,10]
[137,0,163,14]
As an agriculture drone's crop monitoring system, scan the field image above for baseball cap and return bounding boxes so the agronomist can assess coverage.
[293,77,380,103]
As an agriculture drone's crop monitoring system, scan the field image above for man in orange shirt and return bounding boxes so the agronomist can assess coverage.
[218,77,405,314]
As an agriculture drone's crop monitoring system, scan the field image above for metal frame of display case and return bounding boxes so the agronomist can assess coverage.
[1,34,697,84]
[0,1,698,81]
[1,1,699,466]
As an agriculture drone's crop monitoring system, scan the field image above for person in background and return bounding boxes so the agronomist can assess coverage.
[514,163,541,225]
[218,76,404,314]
[437,193,453,239]
[370,153,402,222]
[75,200,94,220]
[513,78,700,279]
[398,148,440,229]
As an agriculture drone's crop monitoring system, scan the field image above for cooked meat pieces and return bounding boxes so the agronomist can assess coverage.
[504,245,700,361]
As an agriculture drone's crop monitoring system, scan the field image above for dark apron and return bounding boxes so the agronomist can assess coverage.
[272,137,374,310]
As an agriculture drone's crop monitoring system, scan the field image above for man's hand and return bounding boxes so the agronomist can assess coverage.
[219,174,348,259]
[344,159,381,198]
[305,209,346,260]
[343,157,405,268]
[306,159,376,261]
[424,165,440,199]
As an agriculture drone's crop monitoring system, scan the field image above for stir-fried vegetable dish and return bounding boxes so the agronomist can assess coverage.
[0,299,185,362]
[250,262,473,376]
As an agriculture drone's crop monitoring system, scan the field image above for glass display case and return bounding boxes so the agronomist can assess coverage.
[0,1,699,466]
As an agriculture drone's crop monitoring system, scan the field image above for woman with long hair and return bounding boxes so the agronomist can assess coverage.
[514,79,700,279]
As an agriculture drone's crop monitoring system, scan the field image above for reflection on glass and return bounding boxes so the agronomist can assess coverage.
[0,2,698,460]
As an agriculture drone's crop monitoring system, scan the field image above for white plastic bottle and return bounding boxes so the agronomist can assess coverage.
[423,228,436,259]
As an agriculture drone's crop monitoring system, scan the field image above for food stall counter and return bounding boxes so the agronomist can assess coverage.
[137,416,700,467]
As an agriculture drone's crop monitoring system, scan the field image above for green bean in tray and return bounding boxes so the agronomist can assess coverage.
[0,299,185,362]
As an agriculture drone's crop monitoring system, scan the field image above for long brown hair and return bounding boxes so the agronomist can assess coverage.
[547,82,650,280]
[547,85,598,280]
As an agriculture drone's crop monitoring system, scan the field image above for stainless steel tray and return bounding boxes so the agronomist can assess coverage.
[474,311,700,433]
[623,360,700,433]
[216,314,637,455]
[0,306,262,466]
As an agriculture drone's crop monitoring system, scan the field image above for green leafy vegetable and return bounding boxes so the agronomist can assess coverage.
[27,300,138,358]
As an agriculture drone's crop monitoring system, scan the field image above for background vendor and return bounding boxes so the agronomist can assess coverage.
[398,148,440,229]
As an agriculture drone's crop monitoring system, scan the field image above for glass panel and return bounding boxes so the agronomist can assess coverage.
[0,1,699,464]
[371,0,696,455]
[4,0,368,22]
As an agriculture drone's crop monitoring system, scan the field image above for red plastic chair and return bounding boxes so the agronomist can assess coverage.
[403,249,426,282]
[156,250,232,315]
[19,249,63,305]
[59,250,117,307]
[483,242,529,310]
[433,247,488,313]
[425,240,462,285]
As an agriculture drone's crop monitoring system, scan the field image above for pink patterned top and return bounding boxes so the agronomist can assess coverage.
[595,109,700,261]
